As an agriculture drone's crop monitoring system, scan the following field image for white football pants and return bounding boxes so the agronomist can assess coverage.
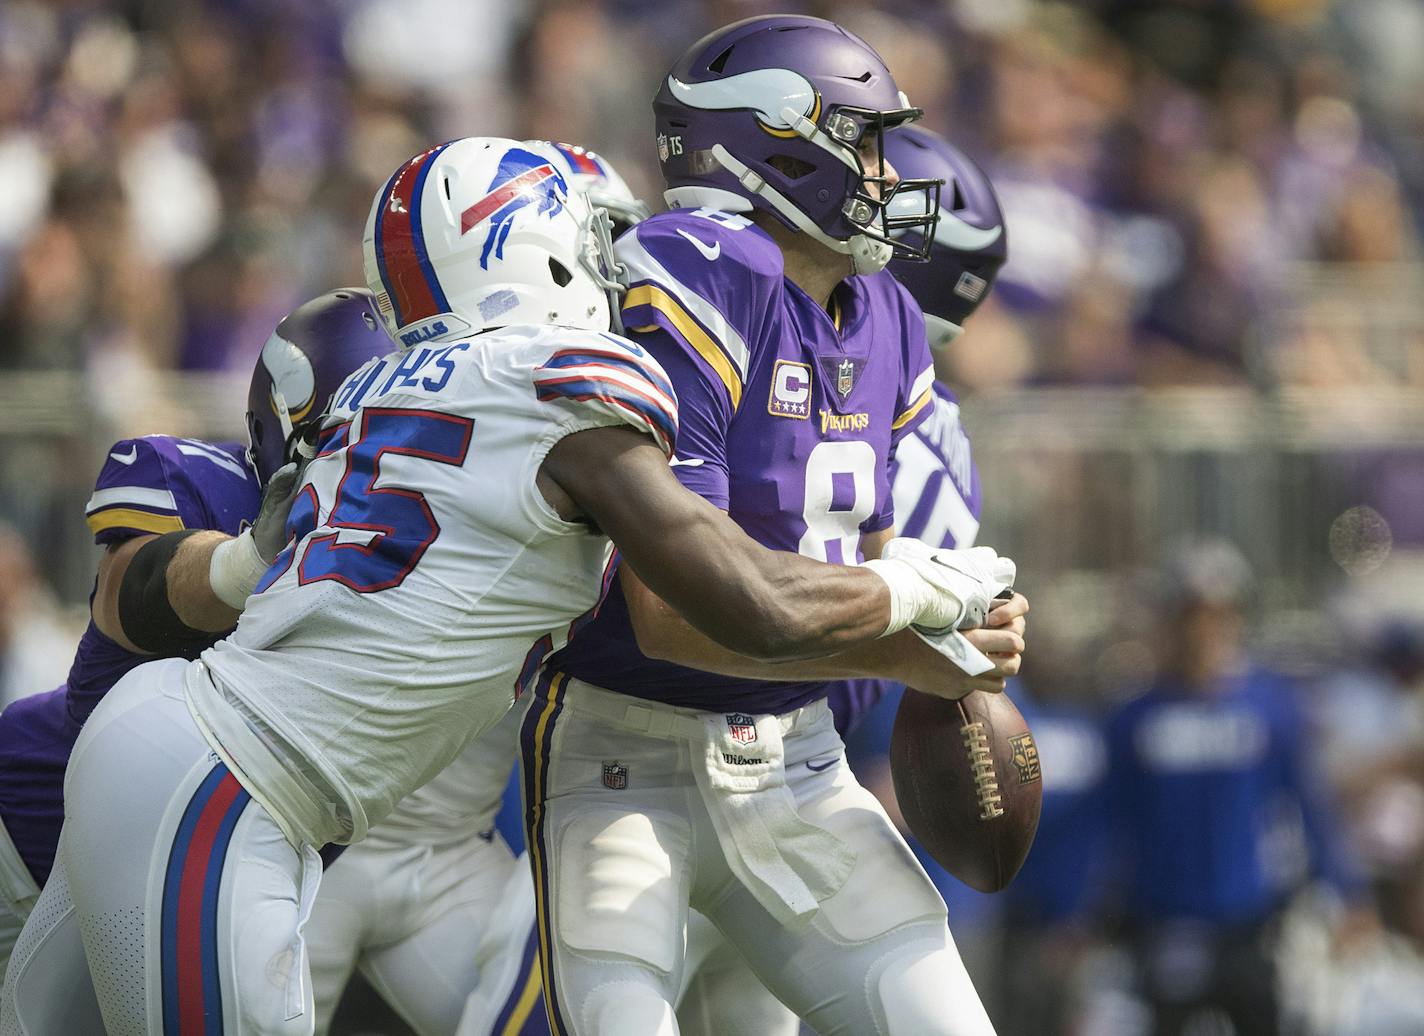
[0,817,39,987]
[521,671,996,1036]
[677,910,798,1036]
[13,657,323,1036]
[0,829,104,1035]
[306,828,530,1036]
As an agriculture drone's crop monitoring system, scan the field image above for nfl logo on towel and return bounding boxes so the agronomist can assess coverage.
[602,762,628,790]
[726,713,758,746]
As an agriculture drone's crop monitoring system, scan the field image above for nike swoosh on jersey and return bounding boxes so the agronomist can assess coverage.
[675,228,721,261]
[669,456,706,467]
[109,445,139,465]
[806,757,838,772]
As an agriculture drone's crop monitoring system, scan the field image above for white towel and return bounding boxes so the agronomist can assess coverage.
[690,711,856,928]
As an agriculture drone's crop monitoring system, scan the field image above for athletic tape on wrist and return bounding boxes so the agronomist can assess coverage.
[208,528,269,610]
[862,557,929,637]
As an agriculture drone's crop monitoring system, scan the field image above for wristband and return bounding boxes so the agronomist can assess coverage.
[862,557,961,637]
[208,528,269,610]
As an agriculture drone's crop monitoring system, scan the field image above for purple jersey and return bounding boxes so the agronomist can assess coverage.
[549,208,935,714]
[0,436,257,883]
[827,384,983,736]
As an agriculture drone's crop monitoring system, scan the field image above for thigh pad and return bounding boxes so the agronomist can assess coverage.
[554,809,690,974]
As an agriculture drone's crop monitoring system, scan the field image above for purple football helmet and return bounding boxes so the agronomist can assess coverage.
[654,15,940,274]
[246,288,394,486]
[885,126,1007,345]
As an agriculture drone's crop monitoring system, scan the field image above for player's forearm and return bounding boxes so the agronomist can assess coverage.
[618,518,893,662]
[164,531,245,631]
[628,575,903,676]
[551,428,897,661]
[629,567,1027,696]
[648,548,895,663]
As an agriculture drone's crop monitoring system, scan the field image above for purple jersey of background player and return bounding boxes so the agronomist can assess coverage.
[0,436,258,884]
[549,207,936,714]
[827,382,982,736]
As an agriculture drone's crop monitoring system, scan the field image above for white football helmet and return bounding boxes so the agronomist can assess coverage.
[535,140,653,234]
[362,137,624,347]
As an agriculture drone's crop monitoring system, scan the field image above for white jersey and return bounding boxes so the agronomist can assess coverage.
[192,324,677,846]
[366,703,522,847]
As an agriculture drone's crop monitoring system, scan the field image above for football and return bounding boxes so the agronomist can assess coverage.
[890,688,1043,893]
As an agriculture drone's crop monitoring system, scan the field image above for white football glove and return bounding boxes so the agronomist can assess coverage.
[863,540,1016,636]
[208,461,306,609]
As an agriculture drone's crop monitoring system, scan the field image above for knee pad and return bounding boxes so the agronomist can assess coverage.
[875,928,995,1036]
[583,977,678,1036]
[810,785,946,943]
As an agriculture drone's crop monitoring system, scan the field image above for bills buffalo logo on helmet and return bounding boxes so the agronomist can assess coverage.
[726,713,758,746]
[459,147,569,270]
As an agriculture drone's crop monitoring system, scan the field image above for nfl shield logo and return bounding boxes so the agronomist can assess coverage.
[1008,734,1042,785]
[836,358,855,397]
[602,762,628,790]
[657,133,670,162]
[726,713,758,746]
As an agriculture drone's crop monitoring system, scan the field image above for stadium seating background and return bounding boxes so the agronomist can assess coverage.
[3,1,1424,1033]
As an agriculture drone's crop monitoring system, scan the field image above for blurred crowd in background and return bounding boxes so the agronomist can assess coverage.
[3,1,1424,1034]
[3,0,1422,388]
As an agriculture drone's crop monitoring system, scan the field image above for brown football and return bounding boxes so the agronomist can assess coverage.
[890,688,1043,893]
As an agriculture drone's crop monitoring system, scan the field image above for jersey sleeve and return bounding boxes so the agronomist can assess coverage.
[530,332,679,458]
[85,437,257,545]
[614,213,779,506]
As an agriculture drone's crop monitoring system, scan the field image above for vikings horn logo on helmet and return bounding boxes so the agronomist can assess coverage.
[259,330,317,423]
[888,190,1004,253]
[460,147,569,270]
[667,69,820,135]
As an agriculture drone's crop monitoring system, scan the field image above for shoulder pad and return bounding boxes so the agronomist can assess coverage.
[617,211,782,414]
[86,436,257,545]
[529,329,678,457]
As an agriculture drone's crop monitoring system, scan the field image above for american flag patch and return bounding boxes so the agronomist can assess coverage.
[954,271,988,302]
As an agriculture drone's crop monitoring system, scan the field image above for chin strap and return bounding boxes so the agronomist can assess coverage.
[709,145,892,275]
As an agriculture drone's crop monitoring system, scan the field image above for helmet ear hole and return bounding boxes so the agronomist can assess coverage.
[768,154,815,181]
[548,257,573,287]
